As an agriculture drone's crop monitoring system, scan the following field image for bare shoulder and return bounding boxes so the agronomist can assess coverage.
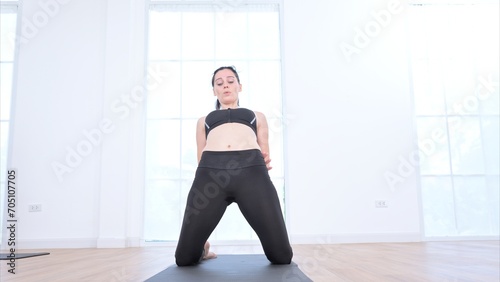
[196,116,207,134]
[253,111,267,121]
[197,116,206,125]
[253,111,269,132]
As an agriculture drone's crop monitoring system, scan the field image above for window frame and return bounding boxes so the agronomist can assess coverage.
[407,1,500,238]
[143,0,288,243]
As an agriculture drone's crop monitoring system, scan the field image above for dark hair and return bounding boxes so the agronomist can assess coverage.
[211,66,241,110]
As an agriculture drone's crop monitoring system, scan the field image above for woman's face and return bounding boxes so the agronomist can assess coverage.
[213,69,242,106]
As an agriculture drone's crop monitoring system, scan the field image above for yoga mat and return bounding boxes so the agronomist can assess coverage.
[0,252,50,260]
[146,254,313,282]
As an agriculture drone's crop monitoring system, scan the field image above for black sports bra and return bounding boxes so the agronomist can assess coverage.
[204,108,257,138]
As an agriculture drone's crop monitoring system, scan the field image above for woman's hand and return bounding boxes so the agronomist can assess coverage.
[262,151,273,170]
[255,111,272,171]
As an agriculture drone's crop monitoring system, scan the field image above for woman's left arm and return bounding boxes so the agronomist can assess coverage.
[255,111,272,170]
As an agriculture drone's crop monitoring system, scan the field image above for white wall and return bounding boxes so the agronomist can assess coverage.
[283,0,421,243]
[3,0,107,248]
[2,0,421,250]
[2,0,147,249]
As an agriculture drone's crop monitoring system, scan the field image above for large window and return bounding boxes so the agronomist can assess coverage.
[0,2,19,245]
[144,2,285,242]
[408,1,499,237]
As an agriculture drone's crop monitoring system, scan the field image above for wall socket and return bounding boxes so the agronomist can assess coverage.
[375,200,388,208]
[29,204,42,212]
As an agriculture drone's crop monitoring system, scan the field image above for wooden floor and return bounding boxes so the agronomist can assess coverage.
[1,241,498,282]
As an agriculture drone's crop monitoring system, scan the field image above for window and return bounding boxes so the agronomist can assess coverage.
[0,2,19,244]
[408,1,499,237]
[144,1,285,242]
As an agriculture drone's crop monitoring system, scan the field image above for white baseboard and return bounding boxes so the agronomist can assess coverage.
[144,234,423,247]
[3,234,497,250]
[2,238,97,250]
[424,235,500,241]
[290,232,422,244]
[142,240,261,247]
[96,237,144,248]
[0,237,144,250]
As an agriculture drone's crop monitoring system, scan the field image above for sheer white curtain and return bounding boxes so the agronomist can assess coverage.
[408,1,499,237]
[144,1,285,242]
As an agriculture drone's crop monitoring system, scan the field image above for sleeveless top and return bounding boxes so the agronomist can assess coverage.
[204,108,257,138]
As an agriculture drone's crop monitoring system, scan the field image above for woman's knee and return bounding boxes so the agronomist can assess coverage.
[175,253,199,266]
[268,248,293,264]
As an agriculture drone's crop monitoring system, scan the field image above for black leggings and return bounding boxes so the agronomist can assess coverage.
[175,149,293,266]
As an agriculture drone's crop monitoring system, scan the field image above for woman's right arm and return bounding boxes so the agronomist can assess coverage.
[196,117,207,163]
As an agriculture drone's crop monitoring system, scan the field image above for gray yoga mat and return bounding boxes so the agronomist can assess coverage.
[0,252,50,260]
[146,254,313,282]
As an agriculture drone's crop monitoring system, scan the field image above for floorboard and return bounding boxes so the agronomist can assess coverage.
[0,241,498,281]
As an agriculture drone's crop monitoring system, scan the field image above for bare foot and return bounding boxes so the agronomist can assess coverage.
[203,241,217,260]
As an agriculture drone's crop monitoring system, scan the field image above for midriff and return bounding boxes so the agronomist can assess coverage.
[203,123,260,151]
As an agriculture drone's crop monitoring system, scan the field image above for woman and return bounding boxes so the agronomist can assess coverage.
[175,66,293,266]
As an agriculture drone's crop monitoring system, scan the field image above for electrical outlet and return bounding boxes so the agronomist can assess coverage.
[29,204,42,212]
[375,200,388,208]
